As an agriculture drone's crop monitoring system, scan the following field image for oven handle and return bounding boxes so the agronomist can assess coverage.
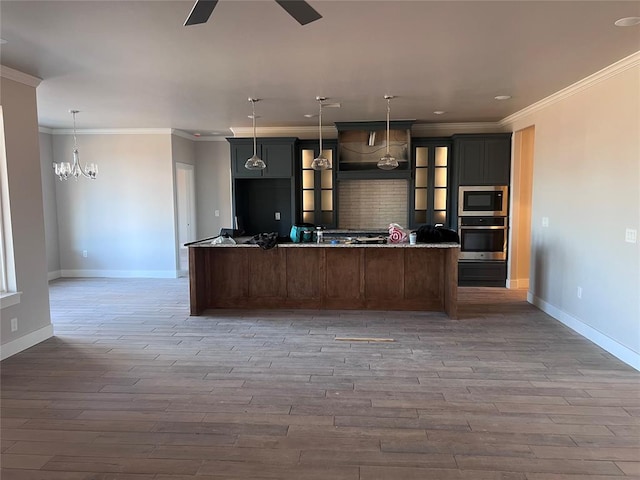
[459,226,507,230]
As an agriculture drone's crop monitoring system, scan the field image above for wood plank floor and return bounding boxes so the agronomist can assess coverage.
[1,277,639,479]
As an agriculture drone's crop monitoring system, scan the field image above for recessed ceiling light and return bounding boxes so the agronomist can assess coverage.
[304,114,317,118]
[193,132,201,137]
[615,17,640,27]
[433,111,445,115]
[494,95,511,101]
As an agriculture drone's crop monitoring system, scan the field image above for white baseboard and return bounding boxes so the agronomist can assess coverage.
[60,269,178,279]
[48,270,62,281]
[0,324,54,360]
[506,278,529,289]
[528,293,640,371]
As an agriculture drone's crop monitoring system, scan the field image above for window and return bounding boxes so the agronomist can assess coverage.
[0,106,21,308]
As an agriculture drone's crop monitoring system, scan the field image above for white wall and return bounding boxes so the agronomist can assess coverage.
[52,133,178,277]
[504,61,640,369]
[194,140,233,238]
[171,134,196,167]
[0,73,53,358]
[39,131,61,278]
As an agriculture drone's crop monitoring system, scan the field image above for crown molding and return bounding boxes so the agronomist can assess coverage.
[169,129,228,141]
[412,122,505,136]
[50,128,173,135]
[230,125,337,139]
[230,123,508,138]
[38,126,54,135]
[171,129,196,140]
[192,136,229,142]
[500,50,640,126]
[0,65,41,87]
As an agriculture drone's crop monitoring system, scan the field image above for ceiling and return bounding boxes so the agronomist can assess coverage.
[1,1,639,136]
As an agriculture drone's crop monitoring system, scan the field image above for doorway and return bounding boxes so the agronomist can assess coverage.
[507,126,535,289]
[176,163,196,276]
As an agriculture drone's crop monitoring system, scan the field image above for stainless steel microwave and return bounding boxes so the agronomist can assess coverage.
[458,186,508,217]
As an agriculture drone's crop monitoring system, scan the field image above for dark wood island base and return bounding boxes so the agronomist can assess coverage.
[189,244,459,318]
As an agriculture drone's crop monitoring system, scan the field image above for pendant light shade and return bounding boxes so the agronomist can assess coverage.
[53,110,98,180]
[245,98,266,170]
[377,95,399,171]
[311,96,331,171]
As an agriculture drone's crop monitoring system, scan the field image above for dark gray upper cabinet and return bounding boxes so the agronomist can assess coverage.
[453,133,512,186]
[230,141,261,178]
[263,142,294,178]
[228,137,297,179]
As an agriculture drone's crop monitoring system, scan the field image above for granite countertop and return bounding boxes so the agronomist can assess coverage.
[190,241,459,249]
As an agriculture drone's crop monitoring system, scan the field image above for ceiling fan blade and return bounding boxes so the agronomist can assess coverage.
[274,0,322,25]
[184,0,219,26]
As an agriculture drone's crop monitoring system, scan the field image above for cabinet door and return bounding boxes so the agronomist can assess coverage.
[484,138,511,185]
[263,143,293,178]
[412,142,450,228]
[299,142,336,227]
[232,143,262,178]
[457,139,485,185]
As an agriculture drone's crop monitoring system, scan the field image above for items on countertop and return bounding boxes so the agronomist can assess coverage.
[246,232,279,250]
[211,234,236,245]
[416,224,460,243]
[388,223,410,243]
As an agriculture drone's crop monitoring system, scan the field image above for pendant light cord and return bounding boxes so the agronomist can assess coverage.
[318,100,323,154]
[72,110,79,150]
[251,100,257,156]
[386,97,391,155]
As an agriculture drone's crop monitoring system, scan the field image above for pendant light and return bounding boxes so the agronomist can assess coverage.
[53,110,98,180]
[245,98,266,170]
[377,95,399,170]
[311,96,331,170]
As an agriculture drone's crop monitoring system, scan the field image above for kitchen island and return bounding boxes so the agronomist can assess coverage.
[188,241,459,318]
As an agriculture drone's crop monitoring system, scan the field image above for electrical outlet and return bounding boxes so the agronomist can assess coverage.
[577,286,582,299]
[82,250,88,258]
[275,212,281,221]
[214,210,220,217]
[542,217,549,227]
[625,228,637,244]
[10,318,18,332]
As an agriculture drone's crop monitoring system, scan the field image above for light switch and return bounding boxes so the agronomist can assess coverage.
[625,228,637,244]
[542,217,549,227]
[275,212,281,221]
[214,210,220,217]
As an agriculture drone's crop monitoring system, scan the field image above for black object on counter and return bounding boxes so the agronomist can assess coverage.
[416,225,460,243]
[246,232,278,250]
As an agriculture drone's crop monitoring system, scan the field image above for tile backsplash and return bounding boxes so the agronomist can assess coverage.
[338,179,408,229]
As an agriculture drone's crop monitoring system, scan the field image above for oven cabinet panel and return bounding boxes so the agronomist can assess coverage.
[458,261,506,287]
[453,134,512,186]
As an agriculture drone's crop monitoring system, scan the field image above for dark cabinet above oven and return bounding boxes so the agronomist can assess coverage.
[453,133,512,186]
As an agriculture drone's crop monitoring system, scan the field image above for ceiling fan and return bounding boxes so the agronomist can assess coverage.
[184,0,322,26]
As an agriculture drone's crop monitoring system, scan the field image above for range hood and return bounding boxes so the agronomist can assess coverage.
[335,121,414,176]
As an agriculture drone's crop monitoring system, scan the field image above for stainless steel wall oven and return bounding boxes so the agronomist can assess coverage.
[458,216,507,260]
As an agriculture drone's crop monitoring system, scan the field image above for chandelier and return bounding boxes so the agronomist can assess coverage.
[377,95,399,170]
[53,110,98,180]
[245,98,266,170]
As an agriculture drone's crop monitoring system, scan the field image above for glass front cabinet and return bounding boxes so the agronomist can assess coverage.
[298,140,337,228]
[411,139,452,228]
